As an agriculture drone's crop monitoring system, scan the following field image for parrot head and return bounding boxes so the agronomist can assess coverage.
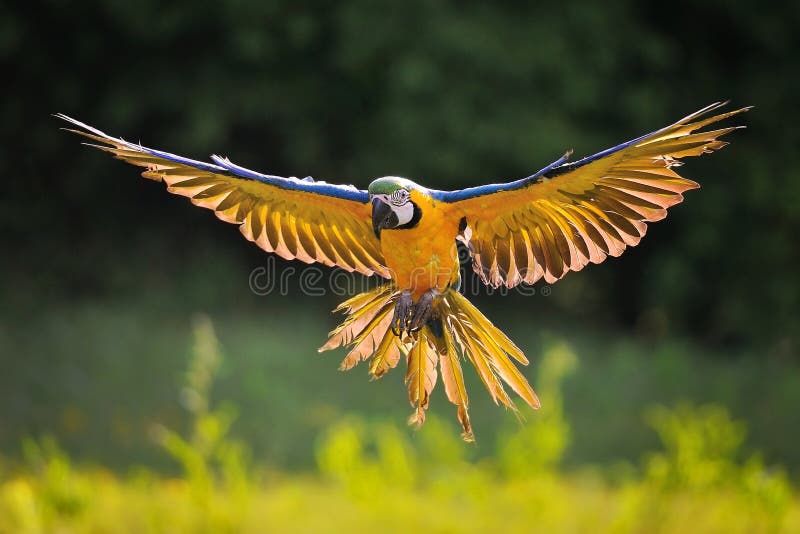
[368,177,422,237]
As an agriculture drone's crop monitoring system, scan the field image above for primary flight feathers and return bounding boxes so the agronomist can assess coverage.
[57,114,389,278]
[435,102,749,287]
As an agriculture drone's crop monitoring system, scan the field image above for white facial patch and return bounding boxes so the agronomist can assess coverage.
[393,200,414,225]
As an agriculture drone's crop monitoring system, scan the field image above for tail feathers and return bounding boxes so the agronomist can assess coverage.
[404,331,438,429]
[319,285,539,442]
[318,284,395,352]
[439,318,474,442]
[442,292,540,411]
[318,282,406,374]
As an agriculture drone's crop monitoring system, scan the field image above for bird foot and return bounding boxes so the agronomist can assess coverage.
[391,290,414,337]
[391,289,441,338]
[410,288,440,332]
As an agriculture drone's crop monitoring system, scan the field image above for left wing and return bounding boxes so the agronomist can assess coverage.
[432,102,750,287]
[58,115,390,278]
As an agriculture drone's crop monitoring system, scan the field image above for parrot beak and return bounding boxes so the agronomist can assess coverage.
[372,197,398,237]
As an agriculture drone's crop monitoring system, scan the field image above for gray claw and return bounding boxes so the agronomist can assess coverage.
[392,290,414,337]
[410,289,439,332]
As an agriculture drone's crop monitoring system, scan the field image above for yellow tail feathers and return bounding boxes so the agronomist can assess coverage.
[319,285,540,442]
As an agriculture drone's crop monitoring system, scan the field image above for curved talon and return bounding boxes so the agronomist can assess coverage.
[392,291,414,337]
[410,288,439,332]
[391,289,442,337]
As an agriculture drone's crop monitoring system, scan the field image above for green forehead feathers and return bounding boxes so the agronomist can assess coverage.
[368,176,416,195]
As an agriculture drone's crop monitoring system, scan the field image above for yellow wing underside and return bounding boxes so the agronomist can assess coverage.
[64,125,389,278]
[453,103,750,287]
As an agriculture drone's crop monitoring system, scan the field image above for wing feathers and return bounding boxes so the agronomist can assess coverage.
[444,103,747,288]
[59,115,389,277]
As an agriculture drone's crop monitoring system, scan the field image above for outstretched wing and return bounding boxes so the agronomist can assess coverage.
[58,115,390,278]
[432,102,749,287]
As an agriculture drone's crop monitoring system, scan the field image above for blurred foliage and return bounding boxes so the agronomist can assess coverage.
[2,301,800,474]
[149,315,253,528]
[0,325,797,533]
[643,403,792,518]
[496,342,576,476]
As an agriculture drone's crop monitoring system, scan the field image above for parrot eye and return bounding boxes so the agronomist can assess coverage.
[389,189,410,206]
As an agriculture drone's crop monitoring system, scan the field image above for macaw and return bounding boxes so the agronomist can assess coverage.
[59,102,748,441]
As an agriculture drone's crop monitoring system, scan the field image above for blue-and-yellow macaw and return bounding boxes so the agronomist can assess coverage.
[59,102,748,441]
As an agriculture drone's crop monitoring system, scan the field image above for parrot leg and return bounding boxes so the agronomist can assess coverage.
[391,289,441,337]
[391,290,414,337]
[410,288,440,332]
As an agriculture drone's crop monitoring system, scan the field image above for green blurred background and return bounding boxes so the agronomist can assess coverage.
[2,0,799,481]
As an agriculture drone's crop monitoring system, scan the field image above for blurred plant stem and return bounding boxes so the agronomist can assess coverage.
[149,314,253,530]
[497,341,578,477]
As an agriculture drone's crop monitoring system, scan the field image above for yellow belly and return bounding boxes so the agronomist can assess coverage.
[379,202,461,299]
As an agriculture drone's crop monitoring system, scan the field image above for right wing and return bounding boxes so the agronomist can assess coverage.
[431,102,749,286]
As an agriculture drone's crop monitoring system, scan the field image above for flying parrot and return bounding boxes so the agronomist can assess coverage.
[59,102,748,441]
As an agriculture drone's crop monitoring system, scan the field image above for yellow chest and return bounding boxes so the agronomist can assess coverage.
[379,194,461,297]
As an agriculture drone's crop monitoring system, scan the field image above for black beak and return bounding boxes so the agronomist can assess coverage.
[372,198,397,238]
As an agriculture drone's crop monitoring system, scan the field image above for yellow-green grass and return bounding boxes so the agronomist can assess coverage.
[1,324,797,533]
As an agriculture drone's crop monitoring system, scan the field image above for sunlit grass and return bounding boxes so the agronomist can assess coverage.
[1,317,797,533]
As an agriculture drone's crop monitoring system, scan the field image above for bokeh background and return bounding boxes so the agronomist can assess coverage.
[2,0,799,531]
